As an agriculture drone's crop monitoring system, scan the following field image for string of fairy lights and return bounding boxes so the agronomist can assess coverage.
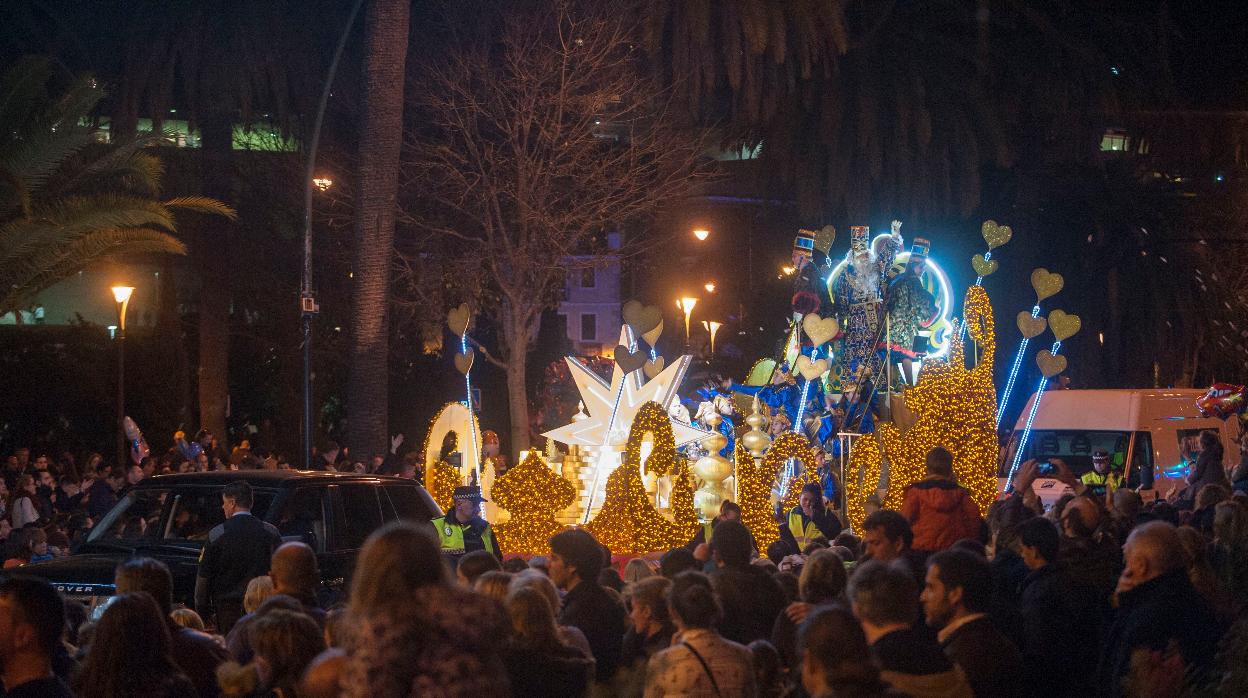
[492,449,577,554]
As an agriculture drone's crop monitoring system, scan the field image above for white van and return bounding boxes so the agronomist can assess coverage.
[1001,389,1241,507]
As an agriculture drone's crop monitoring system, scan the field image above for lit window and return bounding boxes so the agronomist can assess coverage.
[1100,130,1129,152]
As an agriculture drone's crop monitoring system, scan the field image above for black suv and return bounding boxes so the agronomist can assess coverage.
[11,470,441,610]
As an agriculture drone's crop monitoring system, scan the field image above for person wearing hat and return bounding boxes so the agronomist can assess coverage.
[832,222,903,384]
[431,485,501,565]
[778,481,844,555]
[885,236,938,387]
[790,228,835,317]
[1080,449,1124,498]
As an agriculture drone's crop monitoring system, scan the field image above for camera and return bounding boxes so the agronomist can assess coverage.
[1036,461,1056,477]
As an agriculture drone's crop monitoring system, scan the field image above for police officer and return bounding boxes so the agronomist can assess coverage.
[778,482,844,554]
[195,481,281,633]
[1079,449,1124,497]
[431,485,501,566]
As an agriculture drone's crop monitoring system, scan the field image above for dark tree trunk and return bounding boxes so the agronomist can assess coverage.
[502,303,538,457]
[347,0,409,460]
[196,113,233,445]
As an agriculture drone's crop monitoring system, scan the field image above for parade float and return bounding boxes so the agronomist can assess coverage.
[416,218,1110,555]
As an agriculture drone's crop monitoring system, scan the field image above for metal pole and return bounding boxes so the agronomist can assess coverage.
[302,0,366,470]
[116,302,126,468]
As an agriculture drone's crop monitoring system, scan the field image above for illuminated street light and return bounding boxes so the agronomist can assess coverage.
[111,285,135,469]
[704,281,716,293]
[702,320,723,354]
[781,265,796,276]
[676,297,698,342]
[312,176,334,192]
[693,228,710,241]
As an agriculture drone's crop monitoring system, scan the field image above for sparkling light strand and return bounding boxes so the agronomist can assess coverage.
[461,331,480,486]
[956,250,991,346]
[1005,339,1062,491]
[996,304,1041,428]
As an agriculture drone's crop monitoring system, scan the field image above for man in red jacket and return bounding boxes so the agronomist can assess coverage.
[900,446,982,553]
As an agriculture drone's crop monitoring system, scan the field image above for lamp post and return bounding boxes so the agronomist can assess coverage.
[692,228,710,241]
[676,297,698,345]
[702,320,722,354]
[111,286,134,468]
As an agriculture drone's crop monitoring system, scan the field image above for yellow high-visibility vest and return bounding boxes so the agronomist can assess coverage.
[787,509,822,550]
[431,516,496,556]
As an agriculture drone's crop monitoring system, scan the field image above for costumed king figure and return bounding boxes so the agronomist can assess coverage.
[431,485,501,570]
[884,237,937,386]
[832,221,902,381]
[791,228,835,318]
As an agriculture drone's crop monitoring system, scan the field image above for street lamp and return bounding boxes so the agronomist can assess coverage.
[676,297,698,343]
[111,285,134,468]
[312,175,333,192]
[692,228,710,241]
[704,281,716,293]
[702,320,723,354]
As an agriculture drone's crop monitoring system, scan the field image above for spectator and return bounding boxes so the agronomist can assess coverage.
[797,605,898,698]
[1108,489,1143,544]
[195,481,282,633]
[659,547,698,578]
[1211,500,1248,610]
[243,575,276,614]
[617,575,675,694]
[548,528,626,684]
[115,557,228,698]
[1183,430,1230,502]
[10,475,39,528]
[644,571,757,697]
[1231,437,1248,495]
[1098,521,1221,697]
[623,557,656,585]
[228,542,326,662]
[900,447,983,554]
[340,522,508,697]
[171,608,207,631]
[250,609,326,698]
[778,483,844,557]
[509,568,593,658]
[772,548,847,670]
[0,577,75,697]
[474,570,513,603]
[749,640,795,698]
[598,567,625,594]
[1189,484,1230,534]
[848,560,971,697]
[501,587,594,697]
[1014,516,1082,695]
[87,467,125,520]
[1175,525,1231,620]
[686,500,747,559]
[501,556,529,573]
[922,550,1023,698]
[73,592,197,697]
[709,520,787,645]
[861,509,925,584]
[456,548,502,587]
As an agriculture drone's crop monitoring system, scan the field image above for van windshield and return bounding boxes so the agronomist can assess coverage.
[88,487,275,547]
[1020,430,1133,477]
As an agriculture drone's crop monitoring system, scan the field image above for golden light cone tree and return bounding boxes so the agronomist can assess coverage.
[734,441,778,550]
[764,433,820,519]
[586,402,698,554]
[492,450,576,554]
[876,284,999,515]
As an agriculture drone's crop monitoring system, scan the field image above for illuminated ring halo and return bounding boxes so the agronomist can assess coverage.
[824,234,955,360]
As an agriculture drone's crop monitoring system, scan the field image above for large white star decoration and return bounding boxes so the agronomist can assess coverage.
[542,347,711,451]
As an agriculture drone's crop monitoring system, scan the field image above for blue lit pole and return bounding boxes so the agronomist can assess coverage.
[460,330,480,486]
[996,304,1041,428]
[955,250,993,347]
[1005,339,1062,491]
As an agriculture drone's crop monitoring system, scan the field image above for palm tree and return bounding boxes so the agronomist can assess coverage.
[346,0,410,461]
[0,57,233,316]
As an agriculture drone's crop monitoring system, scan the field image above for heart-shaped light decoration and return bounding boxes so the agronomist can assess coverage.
[641,320,664,347]
[802,314,840,346]
[971,254,999,277]
[981,220,1013,250]
[446,303,472,336]
[1030,268,1064,302]
[614,345,647,373]
[795,355,830,381]
[622,300,663,336]
[1036,350,1067,378]
[1016,312,1048,339]
[454,350,474,374]
[1048,309,1082,341]
[643,355,665,379]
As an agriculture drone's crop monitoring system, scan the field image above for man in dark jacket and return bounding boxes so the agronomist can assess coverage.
[1015,517,1088,696]
[116,557,227,698]
[226,542,327,662]
[86,467,125,520]
[549,528,626,683]
[194,481,282,633]
[1097,521,1221,697]
[778,483,843,555]
[922,549,1023,697]
[900,447,982,554]
[710,519,787,644]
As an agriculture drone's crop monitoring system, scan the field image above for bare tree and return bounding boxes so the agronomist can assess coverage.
[401,0,710,455]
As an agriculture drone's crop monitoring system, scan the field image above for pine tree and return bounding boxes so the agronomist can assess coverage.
[492,450,576,554]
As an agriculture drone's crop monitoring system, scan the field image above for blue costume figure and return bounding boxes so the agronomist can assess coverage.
[831,222,902,388]
[694,382,737,457]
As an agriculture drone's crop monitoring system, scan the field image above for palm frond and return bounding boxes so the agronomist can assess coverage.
[163,196,238,220]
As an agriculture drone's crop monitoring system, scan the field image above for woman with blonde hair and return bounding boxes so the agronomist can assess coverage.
[502,587,594,696]
[339,522,508,697]
[623,557,656,585]
[474,570,513,604]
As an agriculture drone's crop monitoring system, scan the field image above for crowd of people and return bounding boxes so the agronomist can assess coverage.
[1,434,1248,697]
